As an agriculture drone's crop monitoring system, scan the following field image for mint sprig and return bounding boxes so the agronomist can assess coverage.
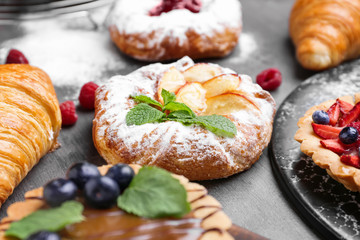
[117,166,191,218]
[5,201,84,239]
[126,89,237,138]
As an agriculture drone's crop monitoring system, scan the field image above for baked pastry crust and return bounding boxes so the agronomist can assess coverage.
[108,0,242,62]
[294,94,360,191]
[93,57,276,180]
[0,64,61,207]
[0,164,234,240]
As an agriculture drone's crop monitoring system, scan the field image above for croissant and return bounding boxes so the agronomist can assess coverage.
[0,64,61,207]
[289,0,360,70]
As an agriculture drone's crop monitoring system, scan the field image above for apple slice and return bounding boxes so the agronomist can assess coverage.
[157,67,186,104]
[183,63,222,83]
[176,82,207,113]
[202,74,241,98]
[203,93,259,116]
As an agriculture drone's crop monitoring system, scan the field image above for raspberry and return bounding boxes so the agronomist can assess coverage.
[256,68,282,91]
[60,101,78,126]
[6,49,29,64]
[149,0,202,16]
[79,82,99,110]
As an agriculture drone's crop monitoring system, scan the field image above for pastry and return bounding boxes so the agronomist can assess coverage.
[0,164,234,240]
[107,0,242,61]
[93,57,276,180]
[295,93,360,191]
[0,64,61,207]
[289,0,360,70]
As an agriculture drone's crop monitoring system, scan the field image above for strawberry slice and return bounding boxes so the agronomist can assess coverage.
[340,155,360,169]
[327,102,340,126]
[337,99,354,114]
[320,139,346,154]
[338,102,360,127]
[312,123,342,139]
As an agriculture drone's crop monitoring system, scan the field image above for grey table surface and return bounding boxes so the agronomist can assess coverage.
[0,0,324,239]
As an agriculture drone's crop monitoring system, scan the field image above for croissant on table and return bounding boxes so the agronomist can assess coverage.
[289,0,360,71]
[0,64,61,207]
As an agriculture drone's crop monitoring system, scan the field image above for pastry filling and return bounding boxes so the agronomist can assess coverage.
[149,0,202,16]
[311,99,360,168]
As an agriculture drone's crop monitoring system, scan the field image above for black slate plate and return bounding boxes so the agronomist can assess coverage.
[269,59,360,240]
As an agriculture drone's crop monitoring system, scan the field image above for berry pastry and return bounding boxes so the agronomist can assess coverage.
[295,93,360,191]
[107,0,242,61]
[0,64,61,207]
[93,57,276,180]
[0,163,234,240]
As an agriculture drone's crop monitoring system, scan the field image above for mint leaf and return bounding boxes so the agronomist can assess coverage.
[126,103,165,125]
[167,110,194,119]
[5,201,84,239]
[131,95,163,109]
[161,89,176,105]
[118,166,191,218]
[163,102,196,118]
[195,115,237,137]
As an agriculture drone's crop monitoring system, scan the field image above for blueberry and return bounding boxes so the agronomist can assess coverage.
[43,178,78,207]
[105,164,134,190]
[67,162,101,189]
[339,127,358,144]
[84,176,120,209]
[312,110,330,125]
[26,231,60,240]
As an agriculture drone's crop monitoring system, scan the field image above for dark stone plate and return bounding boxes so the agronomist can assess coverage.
[270,59,360,240]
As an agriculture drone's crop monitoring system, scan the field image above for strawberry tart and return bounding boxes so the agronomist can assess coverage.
[295,93,360,191]
[107,0,242,61]
[93,57,276,180]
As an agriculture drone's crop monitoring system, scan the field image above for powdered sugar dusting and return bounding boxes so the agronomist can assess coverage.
[95,57,275,168]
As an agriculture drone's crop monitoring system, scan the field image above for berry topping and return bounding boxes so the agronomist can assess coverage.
[338,102,360,127]
[327,102,340,126]
[84,176,120,209]
[339,127,359,145]
[149,0,202,16]
[67,162,101,189]
[79,82,99,110]
[60,101,78,126]
[340,155,360,169]
[5,49,29,64]
[312,110,330,125]
[320,139,346,155]
[26,231,61,240]
[256,68,282,91]
[106,164,135,190]
[312,123,342,139]
[337,99,354,114]
[43,179,78,207]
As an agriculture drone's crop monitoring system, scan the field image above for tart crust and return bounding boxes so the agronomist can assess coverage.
[0,164,234,240]
[294,94,360,192]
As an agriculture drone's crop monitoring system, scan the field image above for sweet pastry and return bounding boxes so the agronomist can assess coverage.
[0,64,61,207]
[0,164,234,240]
[107,0,242,61]
[93,57,276,180]
[289,0,360,71]
[295,93,360,191]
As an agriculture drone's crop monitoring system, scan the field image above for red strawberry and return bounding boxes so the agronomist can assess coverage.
[340,155,360,169]
[337,99,354,114]
[327,102,340,126]
[312,123,342,139]
[338,102,360,127]
[320,139,346,154]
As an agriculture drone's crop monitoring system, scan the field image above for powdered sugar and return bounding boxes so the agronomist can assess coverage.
[229,33,258,64]
[108,0,242,48]
[94,57,275,168]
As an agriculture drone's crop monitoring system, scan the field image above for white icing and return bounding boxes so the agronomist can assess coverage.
[108,0,242,48]
[95,57,274,166]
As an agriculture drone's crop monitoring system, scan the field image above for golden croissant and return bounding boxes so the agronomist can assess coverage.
[289,0,360,70]
[0,64,61,207]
